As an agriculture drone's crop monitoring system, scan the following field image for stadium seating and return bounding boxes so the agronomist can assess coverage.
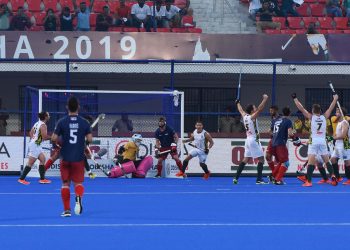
[272,17,287,29]
[280,29,296,34]
[264,29,281,34]
[309,4,325,17]
[287,17,303,29]
[10,0,25,11]
[334,17,348,29]
[327,29,343,33]
[26,0,43,12]
[302,16,317,28]
[318,17,334,29]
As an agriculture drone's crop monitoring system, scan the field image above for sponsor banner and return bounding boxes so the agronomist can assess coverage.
[0,31,347,61]
[0,136,24,172]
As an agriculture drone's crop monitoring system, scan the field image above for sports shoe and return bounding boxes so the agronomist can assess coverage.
[268,175,275,184]
[317,179,331,184]
[342,180,350,185]
[61,210,71,217]
[297,175,307,183]
[274,180,284,185]
[331,175,338,186]
[154,173,162,178]
[18,179,30,185]
[256,179,269,185]
[233,178,238,184]
[88,172,96,179]
[203,171,210,180]
[74,196,83,215]
[39,179,52,184]
[175,171,185,177]
[337,177,344,182]
[302,181,312,187]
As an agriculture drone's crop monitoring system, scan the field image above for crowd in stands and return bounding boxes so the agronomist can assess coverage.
[243,0,350,33]
[0,0,201,33]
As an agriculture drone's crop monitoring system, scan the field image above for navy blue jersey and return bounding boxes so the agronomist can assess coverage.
[54,115,91,162]
[271,117,292,146]
[155,125,175,147]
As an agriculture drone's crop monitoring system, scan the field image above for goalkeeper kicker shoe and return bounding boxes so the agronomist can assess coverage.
[61,210,71,217]
[74,196,83,215]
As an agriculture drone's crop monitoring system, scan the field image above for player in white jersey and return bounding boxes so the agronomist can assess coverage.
[330,107,350,185]
[233,94,269,185]
[178,121,214,179]
[18,111,51,185]
[292,92,338,187]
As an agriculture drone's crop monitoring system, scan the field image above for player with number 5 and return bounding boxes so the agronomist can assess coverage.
[51,96,92,217]
[292,92,338,187]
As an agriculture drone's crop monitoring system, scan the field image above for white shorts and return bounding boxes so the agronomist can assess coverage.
[190,148,207,163]
[308,144,328,156]
[27,142,43,159]
[331,146,350,160]
[244,138,264,159]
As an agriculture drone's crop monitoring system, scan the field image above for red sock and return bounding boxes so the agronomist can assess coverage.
[61,187,70,211]
[175,160,183,170]
[44,159,54,171]
[267,161,275,172]
[157,164,162,175]
[276,165,288,182]
[75,184,84,197]
[272,163,281,178]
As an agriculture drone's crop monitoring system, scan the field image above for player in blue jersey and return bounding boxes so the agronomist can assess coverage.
[154,117,182,178]
[51,96,92,217]
[270,107,300,185]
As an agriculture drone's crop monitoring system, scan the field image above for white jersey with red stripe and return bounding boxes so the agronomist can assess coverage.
[310,115,327,145]
[243,114,259,140]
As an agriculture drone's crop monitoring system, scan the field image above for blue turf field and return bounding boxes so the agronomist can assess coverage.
[1,176,350,250]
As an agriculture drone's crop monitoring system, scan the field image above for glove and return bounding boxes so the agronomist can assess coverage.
[170,143,177,153]
[326,135,334,143]
[291,93,297,99]
[292,136,301,146]
[235,99,240,104]
[204,149,209,155]
[85,140,90,146]
[154,148,160,158]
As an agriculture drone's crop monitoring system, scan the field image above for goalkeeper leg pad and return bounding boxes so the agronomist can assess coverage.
[134,156,153,178]
[109,161,136,178]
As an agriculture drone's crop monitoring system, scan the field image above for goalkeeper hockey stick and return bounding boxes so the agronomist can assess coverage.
[91,113,106,129]
[328,81,344,118]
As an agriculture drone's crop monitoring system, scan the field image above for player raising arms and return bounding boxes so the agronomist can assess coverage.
[154,117,182,178]
[51,96,92,217]
[233,94,269,185]
[176,121,214,179]
[18,111,51,185]
[292,92,338,187]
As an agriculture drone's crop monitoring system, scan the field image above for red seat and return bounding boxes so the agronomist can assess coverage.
[44,0,58,12]
[287,17,303,29]
[108,1,119,13]
[110,27,123,32]
[302,16,317,28]
[334,17,348,29]
[77,0,91,6]
[33,12,46,26]
[264,29,281,34]
[316,29,328,34]
[280,29,296,34]
[26,0,43,12]
[30,25,44,31]
[296,4,310,17]
[93,0,107,13]
[10,0,25,11]
[318,0,327,3]
[59,0,74,10]
[343,29,350,33]
[139,27,147,32]
[327,29,343,33]
[145,1,153,7]
[172,27,187,33]
[187,27,203,33]
[272,17,286,29]
[182,15,194,27]
[318,17,334,29]
[310,4,325,17]
[295,29,307,34]
[89,12,97,26]
[156,28,172,32]
[123,27,139,32]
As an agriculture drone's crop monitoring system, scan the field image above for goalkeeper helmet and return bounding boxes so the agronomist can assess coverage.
[131,134,143,144]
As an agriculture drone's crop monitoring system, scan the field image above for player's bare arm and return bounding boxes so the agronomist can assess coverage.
[86,133,93,144]
[292,94,312,120]
[205,132,214,149]
[251,94,268,120]
[324,94,339,119]
[155,139,161,149]
[183,134,194,143]
[236,102,246,117]
[40,124,51,141]
[334,120,349,140]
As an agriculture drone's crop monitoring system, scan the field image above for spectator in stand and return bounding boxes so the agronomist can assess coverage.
[0,4,11,31]
[131,0,151,31]
[164,0,181,28]
[248,0,262,21]
[281,0,299,17]
[293,110,310,134]
[10,7,31,31]
[256,1,281,32]
[115,0,132,27]
[72,0,95,31]
[60,6,74,31]
[232,115,245,133]
[343,0,350,17]
[219,106,236,133]
[112,114,134,133]
[326,0,342,17]
[174,0,191,15]
[43,8,58,31]
[181,8,195,27]
[151,0,166,28]
[269,0,283,17]
[96,5,113,31]
[0,98,9,136]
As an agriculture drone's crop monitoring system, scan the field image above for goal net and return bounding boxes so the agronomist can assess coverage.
[24,88,184,178]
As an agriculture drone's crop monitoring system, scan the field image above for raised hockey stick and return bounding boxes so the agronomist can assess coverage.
[328,81,344,118]
[236,64,242,100]
[91,113,106,129]
[281,34,296,51]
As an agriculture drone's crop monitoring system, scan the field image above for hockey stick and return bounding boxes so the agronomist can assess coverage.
[85,145,108,175]
[281,34,296,51]
[236,64,242,100]
[91,113,106,129]
[188,142,205,152]
[328,81,344,118]
[296,160,308,175]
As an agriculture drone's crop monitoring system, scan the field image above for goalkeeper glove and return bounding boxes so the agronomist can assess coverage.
[291,93,297,99]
